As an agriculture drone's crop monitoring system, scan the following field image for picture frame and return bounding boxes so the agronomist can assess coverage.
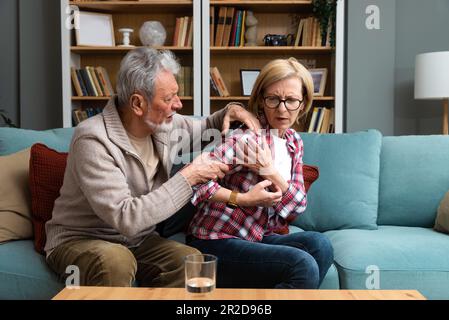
[240,69,260,96]
[75,11,115,47]
[309,68,328,96]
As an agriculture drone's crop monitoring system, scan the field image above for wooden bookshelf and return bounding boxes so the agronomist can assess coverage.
[72,96,193,101]
[210,96,335,101]
[71,46,193,54]
[62,0,198,126]
[62,1,344,131]
[207,1,338,133]
[69,1,193,12]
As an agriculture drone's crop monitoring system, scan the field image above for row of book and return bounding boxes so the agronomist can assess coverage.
[307,107,335,133]
[172,16,193,47]
[295,16,332,47]
[71,66,115,97]
[72,107,103,126]
[211,6,247,47]
[175,66,193,97]
[210,67,230,97]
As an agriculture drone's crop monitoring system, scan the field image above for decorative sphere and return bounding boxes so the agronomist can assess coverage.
[139,21,166,46]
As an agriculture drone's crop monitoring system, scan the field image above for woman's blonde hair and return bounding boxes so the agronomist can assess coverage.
[248,57,314,124]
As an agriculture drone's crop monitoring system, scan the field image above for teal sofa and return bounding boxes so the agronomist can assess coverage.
[0,127,448,300]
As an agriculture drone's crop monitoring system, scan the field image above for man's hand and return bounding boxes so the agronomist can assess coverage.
[222,103,261,135]
[179,152,229,186]
[239,180,283,207]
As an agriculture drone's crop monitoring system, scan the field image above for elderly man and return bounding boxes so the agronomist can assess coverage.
[44,48,259,287]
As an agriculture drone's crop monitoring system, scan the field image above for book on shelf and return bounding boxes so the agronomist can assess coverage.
[307,107,334,133]
[180,16,189,47]
[72,107,103,126]
[184,66,192,96]
[229,9,239,47]
[210,6,215,45]
[239,10,246,47]
[173,17,181,46]
[210,77,220,96]
[185,17,193,47]
[319,108,331,134]
[210,66,230,97]
[307,107,318,133]
[87,66,103,96]
[222,7,235,46]
[294,18,305,46]
[175,66,193,97]
[214,6,227,47]
[70,67,84,97]
[71,66,114,97]
[234,10,243,47]
[78,69,96,97]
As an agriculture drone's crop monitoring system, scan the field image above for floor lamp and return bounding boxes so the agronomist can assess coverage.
[415,51,449,135]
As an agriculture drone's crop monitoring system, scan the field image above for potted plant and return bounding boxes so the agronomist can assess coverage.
[0,109,18,128]
[312,0,337,47]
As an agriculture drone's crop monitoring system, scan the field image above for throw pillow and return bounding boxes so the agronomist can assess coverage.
[29,143,68,254]
[292,129,382,232]
[435,190,449,234]
[0,148,33,243]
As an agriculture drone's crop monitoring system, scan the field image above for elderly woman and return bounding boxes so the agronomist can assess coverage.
[186,58,334,289]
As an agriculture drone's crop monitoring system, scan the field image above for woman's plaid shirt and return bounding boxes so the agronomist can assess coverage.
[187,119,307,242]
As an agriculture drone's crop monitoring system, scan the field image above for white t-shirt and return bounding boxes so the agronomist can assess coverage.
[127,132,160,190]
[272,134,292,182]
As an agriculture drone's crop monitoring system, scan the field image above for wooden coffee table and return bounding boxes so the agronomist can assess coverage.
[53,286,425,300]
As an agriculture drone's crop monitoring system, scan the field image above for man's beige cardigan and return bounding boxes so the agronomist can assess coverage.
[44,98,227,255]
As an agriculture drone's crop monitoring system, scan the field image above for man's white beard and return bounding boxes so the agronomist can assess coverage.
[145,117,173,133]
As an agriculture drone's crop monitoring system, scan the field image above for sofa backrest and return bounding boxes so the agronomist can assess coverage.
[378,135,449,227]
[0,127,74,156]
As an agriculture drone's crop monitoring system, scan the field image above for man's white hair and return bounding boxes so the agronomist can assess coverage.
[116,47,180,107]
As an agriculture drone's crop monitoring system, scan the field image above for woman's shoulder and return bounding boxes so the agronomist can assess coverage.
[285,127,303,141]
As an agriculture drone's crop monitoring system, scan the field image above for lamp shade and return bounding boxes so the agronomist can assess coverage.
[415,51,449,99]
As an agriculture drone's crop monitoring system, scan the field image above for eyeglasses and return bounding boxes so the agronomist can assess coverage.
[263,96,304,111]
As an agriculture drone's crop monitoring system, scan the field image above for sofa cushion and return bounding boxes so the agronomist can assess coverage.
[0,127,74,156]
[435,190,449,233]
[378,135,449,227]
[0,240,63,299]
[325,226,449,300]
[0,148,33,243]
[29,144,68,254]
[292,130,382,232]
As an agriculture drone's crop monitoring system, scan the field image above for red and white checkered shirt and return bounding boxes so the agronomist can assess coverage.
[187,116,307,242]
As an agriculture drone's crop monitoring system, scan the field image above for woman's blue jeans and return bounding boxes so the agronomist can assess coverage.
[187,231,334,289]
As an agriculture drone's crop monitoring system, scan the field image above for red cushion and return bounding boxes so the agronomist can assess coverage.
[29,143,68,254]
[273,164,319,235]
[303,164,319,194]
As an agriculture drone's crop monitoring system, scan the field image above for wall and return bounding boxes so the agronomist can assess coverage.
[345,0,449,135]
[0,0,19,127]
[394,0,449,135]
[0,0,62,129]
[345,0,396,135]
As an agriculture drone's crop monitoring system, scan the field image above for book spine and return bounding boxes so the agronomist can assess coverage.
[70,67,83,96]
[79,68,95,96]
[75,69,88,96]
[214,6,227,47]
[173,17,181,46]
